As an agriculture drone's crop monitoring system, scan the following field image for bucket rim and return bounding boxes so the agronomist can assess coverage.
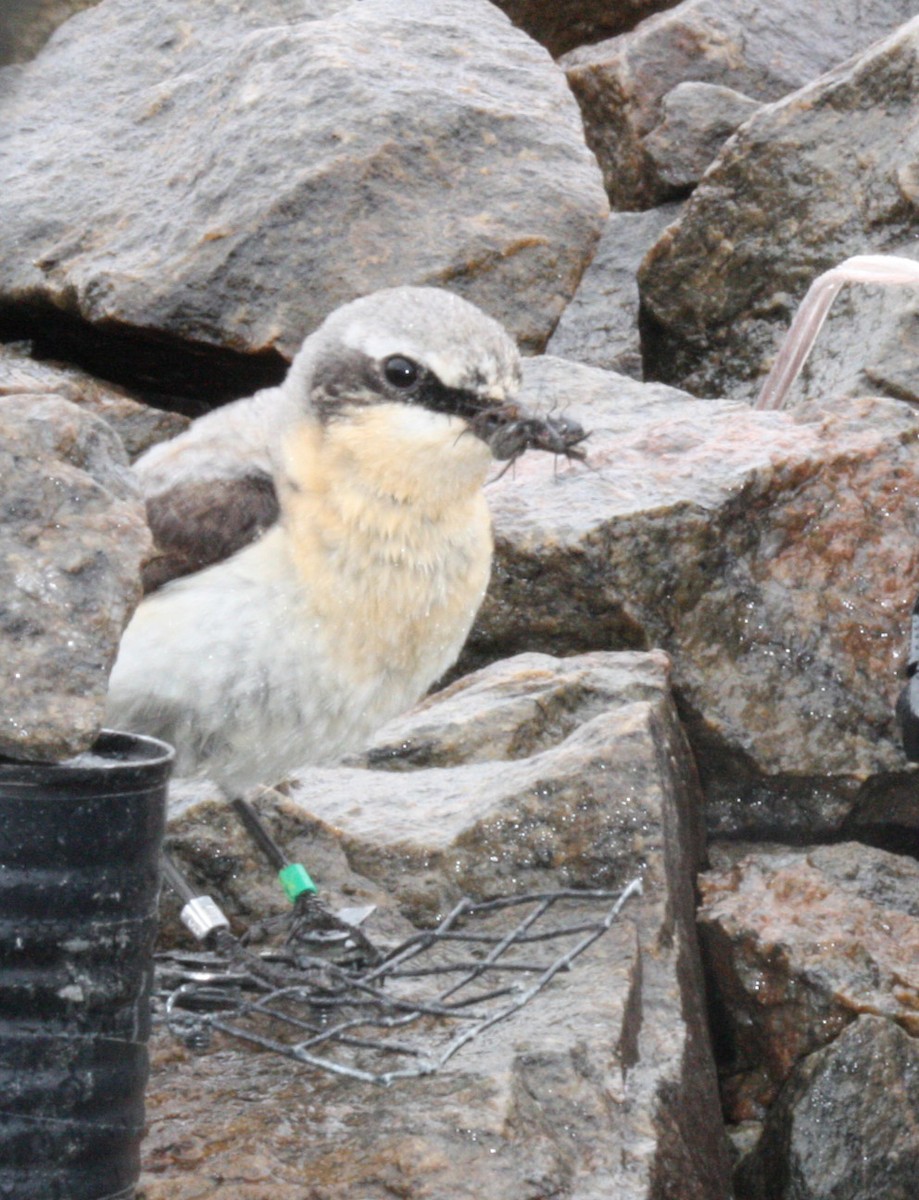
[0,729,175,776]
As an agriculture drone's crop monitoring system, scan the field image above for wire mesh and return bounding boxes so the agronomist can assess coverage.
[155,877,642,1085]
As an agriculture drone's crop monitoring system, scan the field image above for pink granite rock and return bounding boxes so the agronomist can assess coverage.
[697,842,919,1120]
[467,358,919,840]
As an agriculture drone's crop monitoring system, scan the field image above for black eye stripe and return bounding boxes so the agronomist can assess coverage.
[381,356,485,419]
[410,376,487,421]
[310,346,494,424]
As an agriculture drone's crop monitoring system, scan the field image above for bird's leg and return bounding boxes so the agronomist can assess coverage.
[230,793,382,965]
[158,848,306,991]
[161,849,231,944]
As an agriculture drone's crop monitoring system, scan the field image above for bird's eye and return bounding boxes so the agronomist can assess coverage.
[383,355,420,389]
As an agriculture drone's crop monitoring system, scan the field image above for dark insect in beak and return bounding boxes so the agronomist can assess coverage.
[473,405,590,464]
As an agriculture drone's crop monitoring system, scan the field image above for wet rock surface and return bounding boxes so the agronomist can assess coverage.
[640,15,919,398]
[0,395,150,759]
[562,0,916,209]
[0,0,606,396]
[294,651,704,907]
[734,1014,919,1200]
[697,842,919,1121]
[144,650,731,1199]
[474,359,919,841]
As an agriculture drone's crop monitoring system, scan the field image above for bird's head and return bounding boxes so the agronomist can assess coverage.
[283,287,586,466]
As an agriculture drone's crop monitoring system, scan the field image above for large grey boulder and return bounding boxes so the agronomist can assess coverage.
[0,395,150,760]
[562,0,916,209]
[697,842,919,1121]
[147,650,731,1199]
[639,16,919,399]
[467,357,919,840]
[0,0,607,400]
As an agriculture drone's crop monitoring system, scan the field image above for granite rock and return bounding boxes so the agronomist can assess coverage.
[562,0,916,209]
[466,357,919,840]
[0,343,188,460]
[0,0,607,403]
[697,842,919,1120]
[778,268,919,411]
[147,650,731,1200]
[0,0,99,65]
[735,1015,919,1200]
[642,81,761,195]
[546,204,682,377]
[639,17,919,398]
[0,395,150,760]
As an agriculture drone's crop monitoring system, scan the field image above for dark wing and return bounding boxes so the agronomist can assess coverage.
[141,471,280,592]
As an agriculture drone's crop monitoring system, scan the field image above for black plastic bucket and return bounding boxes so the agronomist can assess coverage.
[0,730,173,1200]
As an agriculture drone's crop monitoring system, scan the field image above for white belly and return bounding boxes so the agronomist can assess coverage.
[106,511,491,791]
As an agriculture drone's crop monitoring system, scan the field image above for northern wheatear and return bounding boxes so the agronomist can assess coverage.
[106,287,585,791]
